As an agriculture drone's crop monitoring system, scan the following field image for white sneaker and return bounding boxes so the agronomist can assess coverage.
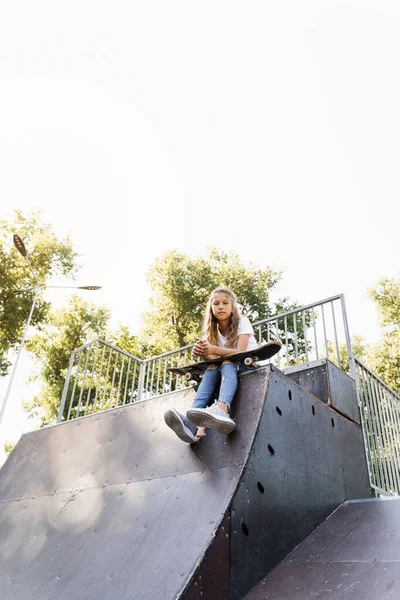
[164,408,199,443]
[187,403,236,435]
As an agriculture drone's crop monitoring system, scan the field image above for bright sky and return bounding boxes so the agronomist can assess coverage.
[1,1,399,457]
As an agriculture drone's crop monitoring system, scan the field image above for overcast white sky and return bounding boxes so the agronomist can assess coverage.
[1,0,399,454]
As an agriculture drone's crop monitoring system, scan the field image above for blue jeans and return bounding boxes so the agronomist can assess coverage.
[192,363,251,410]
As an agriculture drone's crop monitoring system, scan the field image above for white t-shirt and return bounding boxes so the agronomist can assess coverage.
[217,316,258,351]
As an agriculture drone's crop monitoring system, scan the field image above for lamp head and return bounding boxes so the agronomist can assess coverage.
[13,234,27,257]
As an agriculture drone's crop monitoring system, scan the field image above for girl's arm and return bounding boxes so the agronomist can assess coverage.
[196,334,250,360]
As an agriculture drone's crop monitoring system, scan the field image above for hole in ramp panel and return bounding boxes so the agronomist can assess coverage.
[331,418,335,427]
[288,390,292,401]
[276,406,282,416]
[241,522,250,536]
[268,444,275,456]
[312,406,315,415]
[257,482,265,494]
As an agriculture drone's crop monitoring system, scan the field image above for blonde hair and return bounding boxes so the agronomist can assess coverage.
[203,287,241,348]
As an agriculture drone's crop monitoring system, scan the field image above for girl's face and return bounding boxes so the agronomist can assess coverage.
[211,292,233,321]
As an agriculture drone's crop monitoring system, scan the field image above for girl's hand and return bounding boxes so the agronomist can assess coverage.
[192,339,215,358]
[192,340,205,357]
[199,340,215,356]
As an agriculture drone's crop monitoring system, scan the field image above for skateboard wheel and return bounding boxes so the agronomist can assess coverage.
[185,373,192,381]
[244,357,254,366]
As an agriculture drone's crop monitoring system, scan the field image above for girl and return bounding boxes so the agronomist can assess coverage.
[164,287,257,443]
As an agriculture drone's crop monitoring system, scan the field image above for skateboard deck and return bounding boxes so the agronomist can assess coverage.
[168,341,282,382]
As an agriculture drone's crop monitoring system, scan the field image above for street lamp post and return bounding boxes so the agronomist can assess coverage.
[0,235,101,429]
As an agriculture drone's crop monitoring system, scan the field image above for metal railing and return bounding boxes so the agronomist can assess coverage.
[355,359,400,496]
[58,340,144,422]
[58,294,353,422]
[253,294,354,376]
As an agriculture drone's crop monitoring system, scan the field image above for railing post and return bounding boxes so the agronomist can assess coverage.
[137,361,146,402]
[340,294,356,381]
[58,351,76,422]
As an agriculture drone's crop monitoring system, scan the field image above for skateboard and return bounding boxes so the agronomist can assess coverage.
[168,341,282,382]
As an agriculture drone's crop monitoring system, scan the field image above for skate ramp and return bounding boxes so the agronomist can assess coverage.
[244,497,400,600]
[0,366,369,599]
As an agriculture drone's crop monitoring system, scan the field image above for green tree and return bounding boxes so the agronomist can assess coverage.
[3,440,16,456]
[142,248,288,351]
[24,296,110,425]
[0,210,79,377]
[326,335,368,373]
[367,277,400,393]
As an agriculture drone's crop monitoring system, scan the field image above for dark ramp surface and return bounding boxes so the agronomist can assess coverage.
[244,498,400,600]
[0,366,369,600]
[0,370,268,600]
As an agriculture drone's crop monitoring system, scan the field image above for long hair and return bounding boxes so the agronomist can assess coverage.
[203,287,241,348]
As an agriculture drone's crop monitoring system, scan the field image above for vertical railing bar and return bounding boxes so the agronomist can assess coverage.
[284,316,289,368]
[169,355,173,391]
[276,318,281,369]
[293,313,299,364]
[312,307,318,360]
[340,294,356,380]
[144,359,151,399]
[130,360,138,403]
[137,362,146,402]
[257,324,262,345]
[93,343,107,414]
[67,352,82,422]
[175,352,182,390]
[149,358,156,396]
[123,358,132,405]
[108,351,119,410]
[58,350,76,422]
[100,347,113,412]
[156,358,162,395]
[84,342,100,417]
[162,357,168,395]
[76,346,92,418]
[116,355,125,408]
[331,302,341,369]
[302,310,308,364]
[321,304,329,360]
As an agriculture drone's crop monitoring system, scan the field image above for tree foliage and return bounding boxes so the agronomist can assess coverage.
[0,210,79,377]
[24,296,110,425]
[3,440,16,457]
[369,278,400,328]
[367,277,400,393]
[142,248,288,351]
